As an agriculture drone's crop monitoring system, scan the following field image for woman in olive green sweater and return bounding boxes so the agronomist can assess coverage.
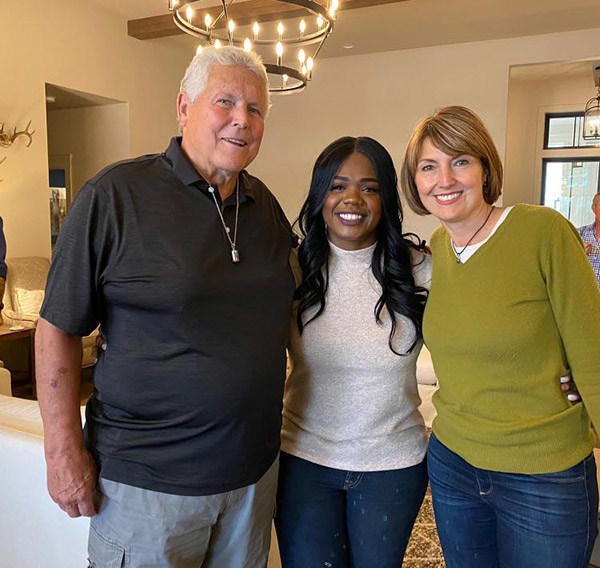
[400,105,600,568]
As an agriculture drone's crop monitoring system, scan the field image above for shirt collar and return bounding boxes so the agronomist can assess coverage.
[164,137,256,202]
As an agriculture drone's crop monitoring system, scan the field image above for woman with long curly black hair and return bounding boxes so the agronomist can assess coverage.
[275,136,431,568]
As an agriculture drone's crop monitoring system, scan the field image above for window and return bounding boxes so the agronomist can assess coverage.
[545,113,600,149]
[541,112,600,227]
[541,159,600,227]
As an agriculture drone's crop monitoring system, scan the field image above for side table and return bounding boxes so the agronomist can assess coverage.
[0,325,36,398]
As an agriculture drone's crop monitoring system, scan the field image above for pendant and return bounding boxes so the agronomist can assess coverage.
[231,249,240,263]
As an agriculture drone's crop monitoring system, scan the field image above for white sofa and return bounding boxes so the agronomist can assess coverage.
[0,395,89,568]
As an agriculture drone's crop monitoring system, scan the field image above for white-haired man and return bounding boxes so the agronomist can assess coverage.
[36,47,294,567]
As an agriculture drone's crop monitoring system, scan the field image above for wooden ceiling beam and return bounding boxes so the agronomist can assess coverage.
[128,0,408,40]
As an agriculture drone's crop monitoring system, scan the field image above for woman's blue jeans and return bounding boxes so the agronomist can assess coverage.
[274,451,428,568]
[428,433,599,568]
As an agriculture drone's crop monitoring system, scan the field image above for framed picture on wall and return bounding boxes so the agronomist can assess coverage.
[48,154,73,247]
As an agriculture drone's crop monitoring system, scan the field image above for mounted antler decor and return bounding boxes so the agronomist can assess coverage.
[0,120,34,181]
[0,120,35,148]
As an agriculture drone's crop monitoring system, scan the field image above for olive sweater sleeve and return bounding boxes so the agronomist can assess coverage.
[543,212,600,427]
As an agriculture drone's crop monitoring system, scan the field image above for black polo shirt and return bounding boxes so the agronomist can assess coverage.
[41,137,295,495]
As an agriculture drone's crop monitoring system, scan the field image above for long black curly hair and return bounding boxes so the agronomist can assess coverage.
[294,136,429,355]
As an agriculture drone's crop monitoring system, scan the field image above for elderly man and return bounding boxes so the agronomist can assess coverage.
[36,47,294,567]
[578,192,600,287]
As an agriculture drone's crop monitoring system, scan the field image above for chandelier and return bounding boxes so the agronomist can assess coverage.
[583,63,600,141]
[168,0,337,94]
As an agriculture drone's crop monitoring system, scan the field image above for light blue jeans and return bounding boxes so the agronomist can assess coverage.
[428,433,598,568]
[88,457,278,568]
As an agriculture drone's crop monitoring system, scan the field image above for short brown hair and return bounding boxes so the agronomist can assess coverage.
[400,106,503,215]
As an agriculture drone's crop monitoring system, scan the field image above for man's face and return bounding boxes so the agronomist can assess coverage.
[593,195,600,224]
[177,65,267,181]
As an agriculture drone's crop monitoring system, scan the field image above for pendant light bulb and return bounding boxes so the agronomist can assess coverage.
[214,39,222,49]
[196,44,203,55]
[298,49,306,64]
[204,13,212,30]
[244,38,252,51]
[185,5,193,23]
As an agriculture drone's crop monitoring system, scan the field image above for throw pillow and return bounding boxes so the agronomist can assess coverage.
[14,288,44,315]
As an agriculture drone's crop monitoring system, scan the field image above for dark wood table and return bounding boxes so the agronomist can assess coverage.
[0,324,36,398]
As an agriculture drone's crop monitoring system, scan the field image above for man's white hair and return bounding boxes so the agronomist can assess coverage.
[180,46,270,111]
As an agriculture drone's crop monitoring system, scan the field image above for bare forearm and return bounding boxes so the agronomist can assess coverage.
[35,317,84,458]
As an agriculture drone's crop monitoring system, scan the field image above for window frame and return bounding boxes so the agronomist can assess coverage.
[543,111,587,150]
[540,157,600,209]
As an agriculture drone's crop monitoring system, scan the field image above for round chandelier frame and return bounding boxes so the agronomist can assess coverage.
[170,0,335,93]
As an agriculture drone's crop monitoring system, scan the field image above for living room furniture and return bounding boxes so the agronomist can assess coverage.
[0,325,33,396]
[2,257,98,371]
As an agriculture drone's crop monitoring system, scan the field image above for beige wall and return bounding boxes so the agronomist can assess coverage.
[505,69,600,207]
[47,103,130,198]
[0,0,189,258]
[254,28,600,240]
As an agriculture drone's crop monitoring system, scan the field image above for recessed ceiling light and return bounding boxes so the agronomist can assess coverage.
[45,96,56,103]
[342,45,354,49]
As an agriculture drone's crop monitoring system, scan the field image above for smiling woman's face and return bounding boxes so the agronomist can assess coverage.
[321,152,382,251]
[414,137,487,226]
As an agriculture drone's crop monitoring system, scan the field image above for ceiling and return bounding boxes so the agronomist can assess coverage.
[91,0,600,59]
[45,84,125,110]
[510,61,598,84]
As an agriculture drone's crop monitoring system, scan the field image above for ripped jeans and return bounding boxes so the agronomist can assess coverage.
[274,452,428,568]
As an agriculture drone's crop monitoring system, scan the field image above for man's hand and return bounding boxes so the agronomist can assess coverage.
[47,447,97,518]
[584,243,593,255]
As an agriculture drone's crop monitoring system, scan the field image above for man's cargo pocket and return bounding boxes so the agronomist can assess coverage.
[88,524,126,568]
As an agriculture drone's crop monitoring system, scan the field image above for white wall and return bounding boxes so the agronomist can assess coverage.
[0,0,190,258]
[47,104,130,197]
[254,28,600,240]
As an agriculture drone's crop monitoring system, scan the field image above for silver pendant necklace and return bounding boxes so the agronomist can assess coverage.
[451,206,495,263]
[208,177,240,263]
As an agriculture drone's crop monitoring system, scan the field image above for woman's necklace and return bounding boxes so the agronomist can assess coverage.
[208,177,241,263]
[450,206,495,263]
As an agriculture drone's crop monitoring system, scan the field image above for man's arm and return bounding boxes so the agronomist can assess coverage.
[35,317,97,518]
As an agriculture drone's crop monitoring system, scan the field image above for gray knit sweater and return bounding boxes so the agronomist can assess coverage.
[281,241,432,471]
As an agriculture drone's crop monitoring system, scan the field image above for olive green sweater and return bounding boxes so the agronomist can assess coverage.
[424,204,600,474]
